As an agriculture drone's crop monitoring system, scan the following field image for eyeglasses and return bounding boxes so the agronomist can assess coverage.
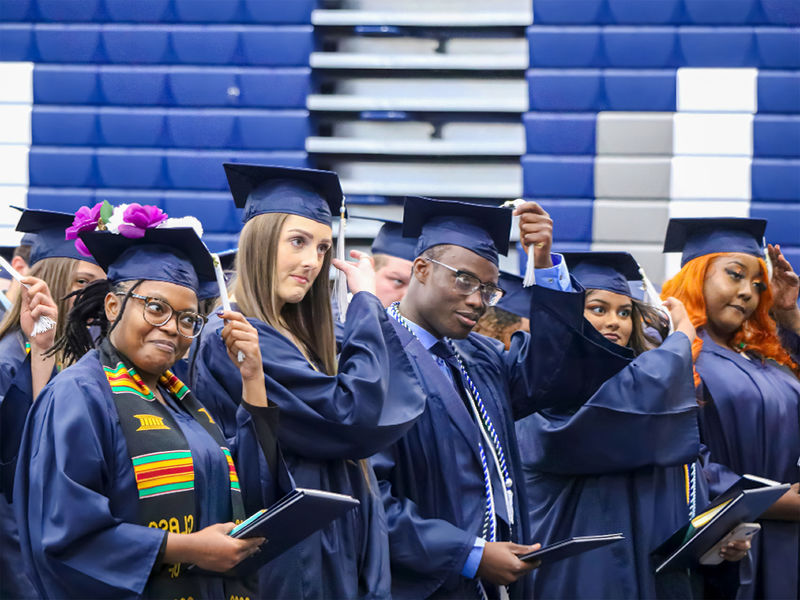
[425,258,505,307]
[118,293,207,338]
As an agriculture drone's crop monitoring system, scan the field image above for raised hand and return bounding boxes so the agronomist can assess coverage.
[767,244,800,333]
[332,249,377,296]
[663,296,697,343]
[218,309,268,407]
[513,202,554,268]
[20,276,58,350]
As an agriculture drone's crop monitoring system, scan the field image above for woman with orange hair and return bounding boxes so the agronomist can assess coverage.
[661,217,800,600]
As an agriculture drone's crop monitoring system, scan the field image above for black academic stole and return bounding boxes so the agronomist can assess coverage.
[98,340,254,600]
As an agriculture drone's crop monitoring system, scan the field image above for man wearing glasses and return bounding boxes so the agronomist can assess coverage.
[373,196,605,600]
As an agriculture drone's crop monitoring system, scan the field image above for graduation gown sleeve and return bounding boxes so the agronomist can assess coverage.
[501,282,634,421]
[13,357,166,599]
[192,291,426,460]
[517,332,700,475]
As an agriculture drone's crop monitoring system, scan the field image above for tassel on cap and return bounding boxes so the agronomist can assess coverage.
[638,264,673,335]
[501,199,536,287]
[334,196,348,324]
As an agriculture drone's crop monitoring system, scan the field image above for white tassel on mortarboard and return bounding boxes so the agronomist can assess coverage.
[638,263,674,335]
[334,196,348,324]
[212,252,244,363]
[763,238,774,281]
[0,255,56,337]
[501,199,536,287]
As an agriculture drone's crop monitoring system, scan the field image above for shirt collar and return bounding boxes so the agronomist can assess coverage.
[387,307,441,350]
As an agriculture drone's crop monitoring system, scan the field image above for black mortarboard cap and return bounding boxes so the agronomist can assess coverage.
[663,217,767,267]
[563,252,642,298]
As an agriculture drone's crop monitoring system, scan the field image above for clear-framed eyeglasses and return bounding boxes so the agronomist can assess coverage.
[425,258,506,307]
[118,292,207,338]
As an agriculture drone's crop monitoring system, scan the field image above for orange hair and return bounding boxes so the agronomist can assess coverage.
[661,252,798,386]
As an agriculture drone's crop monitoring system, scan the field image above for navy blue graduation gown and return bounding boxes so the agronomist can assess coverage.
[0,330,37,599]
[12,350,273,599]
[696,329,800,600]
[516,331,712,598]
[191,291,426,599]
[371,283,632,599]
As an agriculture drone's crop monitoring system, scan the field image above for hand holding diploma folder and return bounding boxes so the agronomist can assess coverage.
[653,475,789,573]
[210,488,359,577]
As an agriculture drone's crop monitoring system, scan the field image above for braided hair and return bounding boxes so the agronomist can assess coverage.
[48,279,144,365]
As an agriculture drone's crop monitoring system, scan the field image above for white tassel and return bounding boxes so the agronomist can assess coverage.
[334,197,348,323]
[212,253,244,363]
[638,264,673,335]
[501,199,536,287]
[0,255,56,337]
[764,241,774,281]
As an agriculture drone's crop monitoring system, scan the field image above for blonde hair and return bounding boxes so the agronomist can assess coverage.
[233,213,337,375]
[661,253,798,385]
[0,257,79,365]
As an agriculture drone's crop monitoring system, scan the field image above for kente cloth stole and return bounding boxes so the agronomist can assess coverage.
[98,339,254,600]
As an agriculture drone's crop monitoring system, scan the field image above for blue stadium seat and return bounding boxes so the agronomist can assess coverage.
[757,71,800,113]
[604,70,676,111]
[28,148,96,187]
[161,191,240,233]
[168,68,239,107]
[170,27,240,65]
[32,108,98,146]
[166,111,236,148]
[27,189,95,214]
[527,27,602,68]
[536,199,594,241]
[528,70,603,111]
[754,115,800,158]
[96,149,164,188]
[1,0,33,21]
[0,25,33,61]
[603,27,678,68]
[606,0,682,24]
[203,233,242,252]
[240,27,314,66]
[95,188,165,207]
[165,151,233,190]
[242,0,315,24]
[523,113,597,154]
[238,68,311,108]
[99,67,168,105]
[36,0,101,22]
[755,28,800,69]
[236,110,310,150]
[98,108,165,146]
[760,0,800,25]
[34,66,99,104]
[522,156,595,198]
[533,0,606,24]
[173,0,240,23]
[34,25,101,63]
[678,28,756,67]
[751,159,800,201]
[751,203,800,245]
[780,247,800,272]
[682,0,758,24]
[103,0,172,23]
[102,26,170,64]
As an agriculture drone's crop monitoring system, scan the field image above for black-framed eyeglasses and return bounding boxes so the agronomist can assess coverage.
[425,258,505,307]
[118,293,207,338]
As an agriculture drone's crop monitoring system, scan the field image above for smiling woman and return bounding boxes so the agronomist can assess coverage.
[661,217,800,600]
[12,211,280,599]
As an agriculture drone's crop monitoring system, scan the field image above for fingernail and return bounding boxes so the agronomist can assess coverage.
[215,310,223,316]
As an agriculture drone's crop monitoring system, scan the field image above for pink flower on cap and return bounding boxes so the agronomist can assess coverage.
[118,204,168,239]
[66,202,103,257]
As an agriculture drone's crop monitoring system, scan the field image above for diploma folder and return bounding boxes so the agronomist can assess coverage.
[653,483,789,573]
[520,533,625,564]
[224,487,360,576]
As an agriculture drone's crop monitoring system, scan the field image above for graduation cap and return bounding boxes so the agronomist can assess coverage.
[563,252,642,298]
[198,248,237,301]
[14,207,98,266]
[494,271,531,318]
[663,217,767,267]
[224,163,344,227]
[402,196,512,266]
[349,215,417,263]
[79,228,215,293]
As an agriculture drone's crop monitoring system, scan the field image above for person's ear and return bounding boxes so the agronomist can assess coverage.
[412,257,430,284]
[10,255,28,276]
[105,291,122,324]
